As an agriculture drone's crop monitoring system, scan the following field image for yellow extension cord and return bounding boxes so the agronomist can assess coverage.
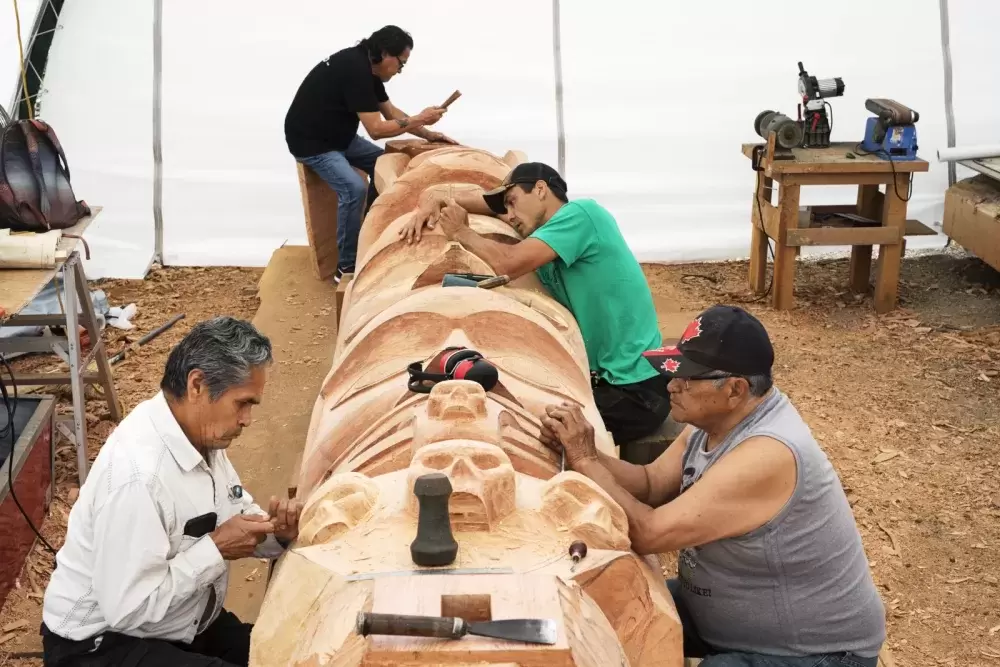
[12,0,33,119]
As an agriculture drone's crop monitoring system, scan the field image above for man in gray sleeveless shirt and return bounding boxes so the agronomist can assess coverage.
[540,305,886,667]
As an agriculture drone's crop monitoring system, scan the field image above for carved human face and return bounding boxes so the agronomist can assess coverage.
[540,472,630,550]
[427,380,488,422]
[406,440,515,531]
[297,472,380,547]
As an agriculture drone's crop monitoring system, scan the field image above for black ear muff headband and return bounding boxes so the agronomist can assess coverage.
[407,346,499,394]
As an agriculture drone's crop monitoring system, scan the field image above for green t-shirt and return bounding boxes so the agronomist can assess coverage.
[529,199,662,386]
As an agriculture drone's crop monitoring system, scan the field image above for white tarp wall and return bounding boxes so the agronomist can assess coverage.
[2,0,40,111]
[8,0,1000,279]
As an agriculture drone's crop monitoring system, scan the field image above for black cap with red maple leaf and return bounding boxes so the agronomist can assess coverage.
[642,305,774,379]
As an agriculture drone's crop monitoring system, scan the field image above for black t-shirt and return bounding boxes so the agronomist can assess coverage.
[284,45,389,158]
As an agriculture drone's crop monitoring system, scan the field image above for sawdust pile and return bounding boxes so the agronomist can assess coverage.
[1,250,998,666]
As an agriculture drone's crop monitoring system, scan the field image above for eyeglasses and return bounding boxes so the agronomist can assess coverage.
[396,56,407,71]
[673,371,736,391]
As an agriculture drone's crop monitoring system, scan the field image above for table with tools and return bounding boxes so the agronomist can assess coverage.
[0,209,122,485]
[742,135,931,313]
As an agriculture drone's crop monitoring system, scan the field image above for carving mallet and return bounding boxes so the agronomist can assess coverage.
[440,89,462,109]
[409,472,459,566]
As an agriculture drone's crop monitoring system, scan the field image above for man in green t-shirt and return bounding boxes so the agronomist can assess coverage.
[401,162,670,463]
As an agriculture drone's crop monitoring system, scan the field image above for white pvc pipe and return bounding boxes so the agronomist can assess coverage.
[937,144,1000,162]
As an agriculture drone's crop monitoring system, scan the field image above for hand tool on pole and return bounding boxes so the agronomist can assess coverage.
[356,612,558,645]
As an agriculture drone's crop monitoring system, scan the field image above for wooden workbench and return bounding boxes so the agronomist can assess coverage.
[741,137,930,313]
[1,209,122,484]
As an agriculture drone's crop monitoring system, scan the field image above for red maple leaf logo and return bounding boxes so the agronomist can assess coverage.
[680,317,703,344]
[662,358,681,373]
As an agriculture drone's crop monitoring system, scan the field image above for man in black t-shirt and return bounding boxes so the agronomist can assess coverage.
[284,25,455,282]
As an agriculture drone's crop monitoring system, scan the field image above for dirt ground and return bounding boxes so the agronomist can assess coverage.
[1,248,999,666]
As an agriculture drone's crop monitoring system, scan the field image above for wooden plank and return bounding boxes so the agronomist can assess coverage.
[772,184,800,310]
[296,163,370,281]
[874,172,911,313]
[0,209,101,321]
[904,218,937,236]
[786,226,901,247]
[742,142,929,174]
[780,173,898,187]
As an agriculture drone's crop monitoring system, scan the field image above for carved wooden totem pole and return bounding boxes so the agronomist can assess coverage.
[251,141,682,666]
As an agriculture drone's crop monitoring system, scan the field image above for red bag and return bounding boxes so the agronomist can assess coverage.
[0,118,90,232]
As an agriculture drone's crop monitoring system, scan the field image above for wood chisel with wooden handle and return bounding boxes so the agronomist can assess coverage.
[356,612,558,645]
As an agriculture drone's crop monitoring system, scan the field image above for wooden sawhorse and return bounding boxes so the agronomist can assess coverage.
[742,137,931,313]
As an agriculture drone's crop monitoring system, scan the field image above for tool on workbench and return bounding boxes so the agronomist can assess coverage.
[410,472,459,566]
[356,612,558,645]
[568,540,587,573]
[860,98,919,161]
[407,346,499,394]
[796,61,845,148]
[753,110,803,151]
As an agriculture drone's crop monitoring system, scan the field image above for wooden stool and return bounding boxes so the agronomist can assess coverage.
[295,162,368,282]
[742,134,931,313]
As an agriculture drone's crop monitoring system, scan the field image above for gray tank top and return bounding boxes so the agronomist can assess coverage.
[677,388,885,658]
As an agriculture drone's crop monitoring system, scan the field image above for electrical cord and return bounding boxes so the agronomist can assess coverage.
[1,351,58,554]
[852,141,913,203]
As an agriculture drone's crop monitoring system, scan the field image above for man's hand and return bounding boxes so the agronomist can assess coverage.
[423,131,458,145]
[268,496,303,545]
[437,199,470,240]
[399,194,447,244]
[540,402,599,469]
[209,514,274,560]
[414,106,446,126]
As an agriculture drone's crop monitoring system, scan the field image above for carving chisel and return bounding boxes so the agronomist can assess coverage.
[356,612,558,645]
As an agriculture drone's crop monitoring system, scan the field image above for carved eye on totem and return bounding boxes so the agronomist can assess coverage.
[540,472,630,551]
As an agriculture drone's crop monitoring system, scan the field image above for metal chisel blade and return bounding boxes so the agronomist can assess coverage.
[467,619,558,645]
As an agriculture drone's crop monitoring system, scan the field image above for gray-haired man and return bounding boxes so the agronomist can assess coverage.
[41,317,302,667]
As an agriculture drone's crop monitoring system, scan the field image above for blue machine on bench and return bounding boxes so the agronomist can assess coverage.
[860,98,919,161]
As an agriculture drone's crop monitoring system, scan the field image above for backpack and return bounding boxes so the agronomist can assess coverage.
[0,118,90,232]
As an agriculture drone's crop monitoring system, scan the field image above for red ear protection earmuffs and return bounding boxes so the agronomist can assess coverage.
[407,346,499,394]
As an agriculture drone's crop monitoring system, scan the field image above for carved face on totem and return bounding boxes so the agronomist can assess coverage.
[413,380,500,449]
[297,472,380,547]
[540,472,630,550]
[406,439,516,531]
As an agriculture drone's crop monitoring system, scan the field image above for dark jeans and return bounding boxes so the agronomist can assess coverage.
[41,609,252,667]
[592,373,671,464]
[297,134,384,272]
[666,579,879,667]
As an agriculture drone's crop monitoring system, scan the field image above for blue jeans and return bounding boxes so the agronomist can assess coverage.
[297,135,383,272]
[666,579,879,667]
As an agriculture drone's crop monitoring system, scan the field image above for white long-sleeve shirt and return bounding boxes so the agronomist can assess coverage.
[42,391,286,643]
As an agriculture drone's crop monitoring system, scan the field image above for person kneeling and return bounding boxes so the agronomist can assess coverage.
[40,317,303,667]
[540,305,886,667]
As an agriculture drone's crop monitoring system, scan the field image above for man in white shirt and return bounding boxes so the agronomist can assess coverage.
[41,317,303,667]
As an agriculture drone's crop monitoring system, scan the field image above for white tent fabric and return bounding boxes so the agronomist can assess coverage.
[7,0,1000,279]
[2,0,40,111]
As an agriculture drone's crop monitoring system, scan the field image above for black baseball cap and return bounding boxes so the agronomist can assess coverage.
[642,305,774,379]
[482,162,567,215]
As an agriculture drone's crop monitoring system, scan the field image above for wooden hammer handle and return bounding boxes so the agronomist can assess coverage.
[440,90,462,109]
[356,612,467,639]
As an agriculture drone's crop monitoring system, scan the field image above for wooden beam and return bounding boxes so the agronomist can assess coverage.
[786,226,902,247]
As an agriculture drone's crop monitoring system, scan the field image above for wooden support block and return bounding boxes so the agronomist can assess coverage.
[296,162,369,282]
[335,272,353,329]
